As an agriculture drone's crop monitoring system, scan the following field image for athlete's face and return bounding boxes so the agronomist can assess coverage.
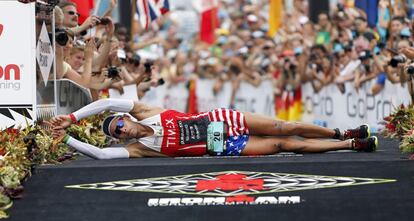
[110,116,138,139]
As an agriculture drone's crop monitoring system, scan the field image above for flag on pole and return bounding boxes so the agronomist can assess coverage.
[268,0,283,37]
[195,0,219,44]
[135,0,170,29]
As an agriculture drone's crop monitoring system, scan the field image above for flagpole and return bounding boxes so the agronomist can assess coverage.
[130,0,137,41]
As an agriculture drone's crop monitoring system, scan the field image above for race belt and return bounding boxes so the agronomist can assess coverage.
[207,122,226,155]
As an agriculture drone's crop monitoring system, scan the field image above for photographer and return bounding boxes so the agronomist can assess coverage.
[397,43,414,103]
[58,1,101,36]
[353,50,378,91]
[384,40,411,84]
[309,55,334,93]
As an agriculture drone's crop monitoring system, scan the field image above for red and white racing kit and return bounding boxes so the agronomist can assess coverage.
[138,109,249,157]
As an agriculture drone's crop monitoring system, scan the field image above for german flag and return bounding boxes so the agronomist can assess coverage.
[275,88,302,121]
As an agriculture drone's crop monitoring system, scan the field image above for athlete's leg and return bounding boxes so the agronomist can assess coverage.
[243,112,336,138]
[241,136,352,155]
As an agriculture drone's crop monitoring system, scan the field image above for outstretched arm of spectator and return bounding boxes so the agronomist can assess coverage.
[102,0,117,18]
[400,47,414,60]
[55,45,65,79]
[130,37,162,51]
[93,17,114,72]
[242,71,262,87]
[69,15,100,36]
[384,64,401,84]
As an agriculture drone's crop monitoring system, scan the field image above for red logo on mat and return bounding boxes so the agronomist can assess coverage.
[196,174,264,191]
[0,24,3,38]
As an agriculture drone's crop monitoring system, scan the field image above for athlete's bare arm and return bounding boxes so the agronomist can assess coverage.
[126,142,168,157]
[129,101,165,121]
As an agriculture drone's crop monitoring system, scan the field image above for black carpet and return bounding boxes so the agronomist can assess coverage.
[8,138,414,221]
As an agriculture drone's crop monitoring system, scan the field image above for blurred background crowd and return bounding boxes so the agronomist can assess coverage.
[50,0,414,120]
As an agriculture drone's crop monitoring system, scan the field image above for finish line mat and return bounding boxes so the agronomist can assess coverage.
[8,138,414,221]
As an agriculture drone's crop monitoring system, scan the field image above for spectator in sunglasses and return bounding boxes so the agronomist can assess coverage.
[58,1,101,36]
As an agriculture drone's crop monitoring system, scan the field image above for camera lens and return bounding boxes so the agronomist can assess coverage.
[144,61,153,73]
[55,28,69,46]
[107,66,120,79]
[389,55,407,68]
[99,18,110,25]
[407,65,414,75]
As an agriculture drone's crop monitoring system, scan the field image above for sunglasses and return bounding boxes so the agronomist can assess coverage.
[114,118,125,136]
[66,11,80,17]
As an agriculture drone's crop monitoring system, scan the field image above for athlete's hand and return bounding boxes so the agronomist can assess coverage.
[50,115,73,130]
[52,128,66,140]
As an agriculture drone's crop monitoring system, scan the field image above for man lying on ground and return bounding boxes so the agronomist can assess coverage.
[50,99,378,159]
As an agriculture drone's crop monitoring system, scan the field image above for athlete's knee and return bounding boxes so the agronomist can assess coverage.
[279,139,306,153]
[275,121,301,135]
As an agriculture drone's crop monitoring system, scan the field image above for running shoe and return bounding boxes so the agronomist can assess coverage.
[352,136,378,152]
[344,124,370,139]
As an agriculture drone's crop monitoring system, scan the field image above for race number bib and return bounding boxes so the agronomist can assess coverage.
[207,122,226,155]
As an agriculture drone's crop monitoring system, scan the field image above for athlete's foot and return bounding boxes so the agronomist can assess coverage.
[344,124,370,140]
[352,136,378,152]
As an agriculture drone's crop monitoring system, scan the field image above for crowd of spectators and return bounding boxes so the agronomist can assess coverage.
[51,0,414,105]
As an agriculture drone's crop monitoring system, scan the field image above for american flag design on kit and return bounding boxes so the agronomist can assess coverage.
[208,108,249,136]
[208,108,250,156]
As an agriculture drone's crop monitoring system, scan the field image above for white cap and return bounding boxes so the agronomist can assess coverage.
[247,14,258,22]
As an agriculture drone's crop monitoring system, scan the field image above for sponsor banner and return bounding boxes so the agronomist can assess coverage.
[140,83,188,113]
[233,80,275,117]
[109,84,139,101]
[0,1,36,104]
[0,1,36,128]
[163,82,189,113]
[140,84,167,108]
[302,79,411,131]
[196,78,232,112]
[138,79,274,116]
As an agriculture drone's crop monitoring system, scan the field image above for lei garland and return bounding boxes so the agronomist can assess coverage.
[0,113,110,218]
[380,104,414,156]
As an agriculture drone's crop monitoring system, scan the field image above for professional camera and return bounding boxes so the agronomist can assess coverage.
[55,28,69,46]
[389,54,407,68]
[229,64,241,75]
[107,66,121,79]
[358,50,372,61]
[406,64,414,75]
[144,60,153,73]
[128,54,141,67]
[260,58,271,72]
[98,17,111,25]
[309,63,317,70]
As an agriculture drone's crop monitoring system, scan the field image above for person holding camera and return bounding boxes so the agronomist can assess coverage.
[48,98,378,159]
[353,49,378,91]
[58,1,101,36]
[55,33,95,88]
[384,40,411,84]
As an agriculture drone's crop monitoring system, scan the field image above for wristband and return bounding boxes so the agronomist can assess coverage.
[69,113,77,123]
[63,135,71,144]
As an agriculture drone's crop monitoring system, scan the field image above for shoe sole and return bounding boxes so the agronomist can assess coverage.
[363,124,371,138]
